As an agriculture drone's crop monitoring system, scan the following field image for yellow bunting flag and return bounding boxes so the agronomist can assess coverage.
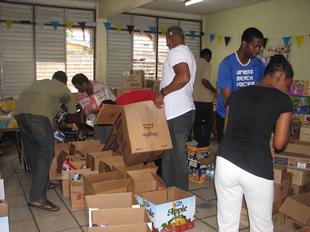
[115,23,123,32]
[216,35,223,44]
[5,19,13,29]
[295,35,304,47]
[159,26,167,34]
[64,20,73,31]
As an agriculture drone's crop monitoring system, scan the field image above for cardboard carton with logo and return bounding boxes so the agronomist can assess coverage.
[127,168,165,194]
[136,187,196,232]
[86,151,113,171]
[83,171,130,195]
[96,100,172,166]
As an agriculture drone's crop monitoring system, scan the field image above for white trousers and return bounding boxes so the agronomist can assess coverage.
[214,156,274,232]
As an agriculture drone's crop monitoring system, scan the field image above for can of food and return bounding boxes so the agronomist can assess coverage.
[72,173,81,181]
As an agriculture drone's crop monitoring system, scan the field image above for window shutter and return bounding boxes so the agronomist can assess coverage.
[0,3,34,98]
[107,14,132,88]
[180,20,201,59]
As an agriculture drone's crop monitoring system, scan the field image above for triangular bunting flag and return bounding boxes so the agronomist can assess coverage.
[104,22,111,31]
[78,22,86,40]
[295,35,304,47]
[115,23,123,32]
[263,38,268,48]
[224,36,231,46]
[216,35,223,44]
[149,26,156,34]
[64,20,73,31]
[189,30,196,38]
[127,25,135,34]
[51,20,60,30]
[159,26,167,34]
[5,19,13,29]
[210,34,215,43]
[283,36,292,47]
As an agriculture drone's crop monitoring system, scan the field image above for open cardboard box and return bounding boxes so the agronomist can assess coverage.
[279,192,310,226]
[87,223,151,232]
[83,171,130,195]
[95,100,172,166]
[126,168,165,194]
[0,201,9,232]
[86,151,113,171]
[112,162,156,178]
[69,140,104,156]
[85,192,134,226]
[98,155,124,173]
[136,187,196,232]
[287,168,310,186]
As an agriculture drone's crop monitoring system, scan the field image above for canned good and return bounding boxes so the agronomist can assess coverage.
[72,173,81,181]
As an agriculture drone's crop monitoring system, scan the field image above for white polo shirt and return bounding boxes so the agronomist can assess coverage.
[160,44,196,120]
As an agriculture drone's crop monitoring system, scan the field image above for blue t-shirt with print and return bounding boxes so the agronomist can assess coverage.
[217,52,265,118]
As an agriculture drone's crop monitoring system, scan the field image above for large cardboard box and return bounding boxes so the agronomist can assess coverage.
[87,223,151,232]
[83,171,130,195]
[300,124,310,143]
[122,70,145,89]
[136,187,196,232]
[279,193,310,226]
[127,168,165,194]
[69,170,98,209]
[287,168,310,186]
[69,140,104,156]
[0,201,9,232]
[96,100,172,166]
[86,151,113,171]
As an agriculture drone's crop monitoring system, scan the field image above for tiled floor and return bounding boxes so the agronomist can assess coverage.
[0,135,250,232]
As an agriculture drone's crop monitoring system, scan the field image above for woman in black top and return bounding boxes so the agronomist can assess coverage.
[215,54,293,232]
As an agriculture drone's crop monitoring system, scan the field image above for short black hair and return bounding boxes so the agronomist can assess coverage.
[72,73,90,85]
[241,27,264,43]
[52,71,67,84]
[200,48,212,59]
[264,54,294,79]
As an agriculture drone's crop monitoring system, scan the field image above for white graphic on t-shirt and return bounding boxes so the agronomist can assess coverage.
[236,69,255,87]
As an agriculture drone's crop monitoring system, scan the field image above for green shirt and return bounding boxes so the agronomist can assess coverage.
[14,79,77,124]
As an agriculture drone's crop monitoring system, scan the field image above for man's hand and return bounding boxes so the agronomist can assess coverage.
[153,92,164,109]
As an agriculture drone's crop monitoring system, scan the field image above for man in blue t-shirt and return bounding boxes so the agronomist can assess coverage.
[216,27,265,143]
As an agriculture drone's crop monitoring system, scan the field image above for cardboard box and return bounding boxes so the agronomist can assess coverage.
[127,168,165,194]
[49,143,70,180]
[279,193,310,226]
[112,162,156,178]
[69,140,104,156]
[87,223,151,232]
[287,168,310,186]
[291,183,310,195]
[98,155,125,173]
[69,170,98,209]
[136,187,196,232]
[0,201,9,232]
[122,70,145,89]
[274,166,288,184]
[83,171,130,195]
[274,153,310,171]
[300,124,310,143]
[145,79,161,92]
[86,151,113,171]
[96,101,172,166]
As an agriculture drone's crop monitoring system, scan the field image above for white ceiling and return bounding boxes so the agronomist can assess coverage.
[141,0,268,15]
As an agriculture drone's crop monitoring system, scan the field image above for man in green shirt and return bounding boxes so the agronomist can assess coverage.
[14,71,85,211]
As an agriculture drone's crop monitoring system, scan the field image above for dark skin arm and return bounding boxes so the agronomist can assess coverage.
[222,88,232,106]
[154,62,190,108]
[273,112,292,151]
[202,79,217,94]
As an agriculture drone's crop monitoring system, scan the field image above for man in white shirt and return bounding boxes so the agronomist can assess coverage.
[154,26,196,191]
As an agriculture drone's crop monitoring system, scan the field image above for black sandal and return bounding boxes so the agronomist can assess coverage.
[28,200,60,212]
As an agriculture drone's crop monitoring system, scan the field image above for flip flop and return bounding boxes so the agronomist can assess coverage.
[28,200,60,212]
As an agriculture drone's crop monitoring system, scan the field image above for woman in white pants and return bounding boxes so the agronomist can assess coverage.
[215,54,294,232]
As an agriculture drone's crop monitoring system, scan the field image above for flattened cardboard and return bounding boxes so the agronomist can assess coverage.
[280,192,310,225]
[86,151,113,171]
[87,223,151,232]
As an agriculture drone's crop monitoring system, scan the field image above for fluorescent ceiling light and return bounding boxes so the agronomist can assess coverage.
[184,0,203,6]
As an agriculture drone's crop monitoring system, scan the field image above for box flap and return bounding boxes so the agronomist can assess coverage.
[98,155,124,173]
[87,223,151,232]
[69,140,103,155]
[85,192,133,209]
[279,192,310,225]
[92,207,148,226]
[96,104,122,125]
